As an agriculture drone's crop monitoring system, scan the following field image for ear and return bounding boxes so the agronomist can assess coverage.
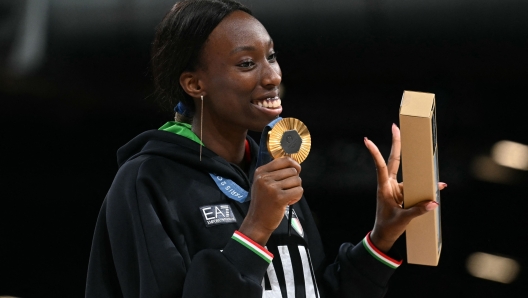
[180,71,205,99]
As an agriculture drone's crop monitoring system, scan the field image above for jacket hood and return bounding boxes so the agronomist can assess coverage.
[116,129,258,190]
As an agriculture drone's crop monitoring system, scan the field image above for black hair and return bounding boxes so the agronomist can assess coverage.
[151,0,252,121]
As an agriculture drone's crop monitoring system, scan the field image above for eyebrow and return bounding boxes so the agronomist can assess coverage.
[230,39,274,55]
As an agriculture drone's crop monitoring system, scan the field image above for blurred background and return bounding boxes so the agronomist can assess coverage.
[1,0,527,297]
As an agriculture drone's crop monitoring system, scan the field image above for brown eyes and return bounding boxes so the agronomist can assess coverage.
[237,52,277,69]
[238,60,255,68]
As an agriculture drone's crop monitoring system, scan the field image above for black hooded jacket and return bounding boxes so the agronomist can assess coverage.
[86,129,399,298]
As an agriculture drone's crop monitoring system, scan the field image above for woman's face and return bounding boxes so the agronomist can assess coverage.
[196,10,282,132]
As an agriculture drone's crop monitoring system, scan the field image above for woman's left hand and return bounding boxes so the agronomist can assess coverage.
[364,124,447,253]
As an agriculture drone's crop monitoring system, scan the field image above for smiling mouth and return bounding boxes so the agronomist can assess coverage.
[251,96,282,109]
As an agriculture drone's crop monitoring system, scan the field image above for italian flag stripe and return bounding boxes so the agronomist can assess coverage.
[232,231,274,264]
[292,218,303,235]
[362,232,402,269]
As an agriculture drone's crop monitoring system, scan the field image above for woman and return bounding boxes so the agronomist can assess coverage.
[86,0,444,297]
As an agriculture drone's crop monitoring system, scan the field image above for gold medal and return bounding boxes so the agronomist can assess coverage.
[267,118,311,164]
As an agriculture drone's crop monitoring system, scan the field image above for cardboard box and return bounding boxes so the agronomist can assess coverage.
[399,90,442,266]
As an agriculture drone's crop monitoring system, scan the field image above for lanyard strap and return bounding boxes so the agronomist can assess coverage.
[209,117,282,203]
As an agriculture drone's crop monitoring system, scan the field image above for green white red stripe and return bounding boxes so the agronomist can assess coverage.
[232,231,274,264]
[291,218,304,237]
[362,232,402,269]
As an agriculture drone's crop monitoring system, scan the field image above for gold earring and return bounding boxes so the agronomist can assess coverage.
[200,95,203,161]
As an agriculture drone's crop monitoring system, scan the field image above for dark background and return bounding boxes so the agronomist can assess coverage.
[1,0,527,297]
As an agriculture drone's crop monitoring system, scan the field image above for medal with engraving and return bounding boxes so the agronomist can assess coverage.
[266,117,311,236]
[266,118,311,164]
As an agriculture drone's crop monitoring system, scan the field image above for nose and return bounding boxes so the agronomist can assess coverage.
[261,61,281,88]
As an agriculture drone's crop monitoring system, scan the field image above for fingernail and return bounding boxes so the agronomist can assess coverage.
[440,182,448,187]
[426,201,439,211]
[364,137,368,146]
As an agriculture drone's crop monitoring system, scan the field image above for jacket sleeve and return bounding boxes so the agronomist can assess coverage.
[86,158,270,298]
[297,197,401,298]
[184,231,272,297]
[323,233,402,298]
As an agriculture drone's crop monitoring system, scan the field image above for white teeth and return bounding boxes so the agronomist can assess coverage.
[253,96,281,108]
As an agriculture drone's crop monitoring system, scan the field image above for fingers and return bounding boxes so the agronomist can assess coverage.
[257,156,301,175]
[254,157,302,190]
[387,124,401,179]
[364,125,403,183]
[282,186,304,205]
[398,181,447,195]
[277,175,302,189]
[253,156,302,194]
[261,167,300,182]
[400,200,439,222]
[364,137,389,184]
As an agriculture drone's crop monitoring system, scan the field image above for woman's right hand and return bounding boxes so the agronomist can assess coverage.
[239,157,304,246]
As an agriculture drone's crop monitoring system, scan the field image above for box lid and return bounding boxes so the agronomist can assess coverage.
[400,90,435,117]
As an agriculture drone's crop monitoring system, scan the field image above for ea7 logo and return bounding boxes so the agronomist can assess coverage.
[200,204,237,227]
